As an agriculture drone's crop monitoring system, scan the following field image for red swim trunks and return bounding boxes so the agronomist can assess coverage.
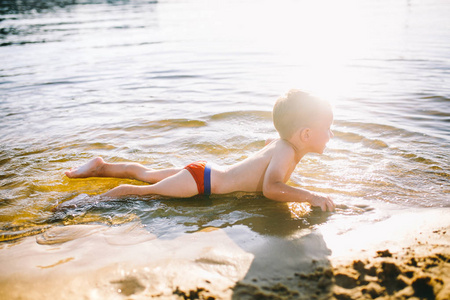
[184,160,211,195]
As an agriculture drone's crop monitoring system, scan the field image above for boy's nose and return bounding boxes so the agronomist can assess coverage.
[329,130,334,138]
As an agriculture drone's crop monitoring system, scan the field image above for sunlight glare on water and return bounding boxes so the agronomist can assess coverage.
[0,0,449,243]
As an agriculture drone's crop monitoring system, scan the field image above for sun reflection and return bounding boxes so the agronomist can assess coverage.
[288,202,312,219]
[254,0,375,102]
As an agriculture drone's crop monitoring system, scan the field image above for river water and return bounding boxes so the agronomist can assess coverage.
[0,0,449,264]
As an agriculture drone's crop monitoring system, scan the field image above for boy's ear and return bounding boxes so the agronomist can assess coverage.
[300,128,311,142]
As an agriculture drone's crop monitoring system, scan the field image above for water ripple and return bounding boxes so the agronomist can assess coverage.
[1,0,449,242]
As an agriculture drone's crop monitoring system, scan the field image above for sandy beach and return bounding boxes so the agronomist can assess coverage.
[329,232,450,300]
[234,208,450,300]
[232,208,450,300]
[0,208,448,299]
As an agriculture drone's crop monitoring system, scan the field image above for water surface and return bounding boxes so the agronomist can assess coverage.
[1,0,449,244]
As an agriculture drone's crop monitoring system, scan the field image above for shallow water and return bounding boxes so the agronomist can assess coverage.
[0,0,449,246]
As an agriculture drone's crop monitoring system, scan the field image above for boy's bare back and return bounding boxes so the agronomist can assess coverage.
[211,139,299,194]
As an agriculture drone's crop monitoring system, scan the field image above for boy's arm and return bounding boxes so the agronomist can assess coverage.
[262,146,335,212]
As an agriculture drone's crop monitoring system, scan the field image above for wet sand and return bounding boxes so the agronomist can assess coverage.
[327,211,450,300]
[0,208,448,299]
[235,222,449,300]
[329,235,450,300]
[0,224,254,299]
[234,208,450,300]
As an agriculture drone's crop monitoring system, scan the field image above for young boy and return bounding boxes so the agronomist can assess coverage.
[64,89,336,212]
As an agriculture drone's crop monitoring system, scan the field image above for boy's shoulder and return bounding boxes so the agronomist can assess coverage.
[268,139,299,160]
[270,138,295,149]
[261,139,301,178]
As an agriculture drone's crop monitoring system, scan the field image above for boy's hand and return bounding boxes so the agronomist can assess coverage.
[309,193,336,212]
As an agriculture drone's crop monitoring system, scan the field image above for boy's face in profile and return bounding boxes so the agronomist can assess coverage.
[307,107,334,154]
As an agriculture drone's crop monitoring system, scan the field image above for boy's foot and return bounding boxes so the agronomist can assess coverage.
[65,157,105,178]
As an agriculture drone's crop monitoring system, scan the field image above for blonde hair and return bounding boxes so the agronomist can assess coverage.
[273,89,330,139]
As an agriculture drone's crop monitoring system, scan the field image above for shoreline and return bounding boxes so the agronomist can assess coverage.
[233,227,449,300]
[233,208,450,300]
[329,229,450,300]
[0,208,448,299]
[326,208,450,300]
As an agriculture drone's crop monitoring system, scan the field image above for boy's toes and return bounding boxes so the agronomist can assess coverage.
[64,170,74,177]
[65,168,81,178]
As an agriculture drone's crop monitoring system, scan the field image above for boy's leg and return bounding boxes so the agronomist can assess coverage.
[65,157,181,183]
[101,169,199,198]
